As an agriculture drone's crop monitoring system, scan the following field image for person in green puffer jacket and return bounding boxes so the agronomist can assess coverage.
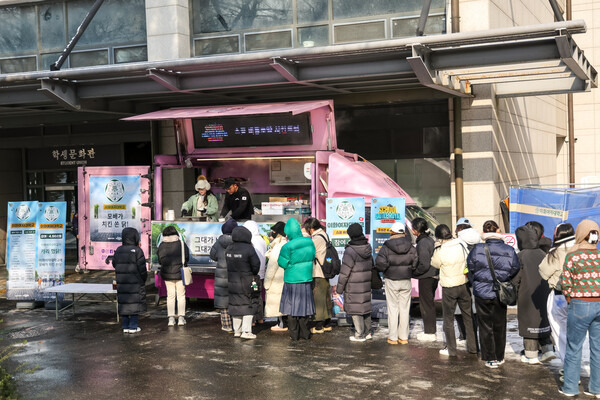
[278,219,316,340]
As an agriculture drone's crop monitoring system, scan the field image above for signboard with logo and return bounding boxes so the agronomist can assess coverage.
[325,197,366,257]
[89,175,142,243]
[370,197,406,258]
[78,166,151,270]
[6,201,39,300]
[36,202,67,301]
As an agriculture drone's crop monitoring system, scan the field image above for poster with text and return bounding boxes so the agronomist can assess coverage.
[89,175,142,242]
[6,201,39,300]
[36,202,67,301]
[325,197,366,257]
[370,197,405,258]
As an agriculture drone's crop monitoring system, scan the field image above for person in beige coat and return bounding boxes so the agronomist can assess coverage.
[431,224,477,357]
[264,222,288,331]
[303,217,333,333]
[538,222,575,365]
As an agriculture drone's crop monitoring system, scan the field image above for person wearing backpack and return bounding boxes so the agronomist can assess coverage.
[337,223,374,342]
[375,222,418,345]
[304,218,336,334]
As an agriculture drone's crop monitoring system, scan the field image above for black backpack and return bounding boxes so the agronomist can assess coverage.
[315,234,341,279]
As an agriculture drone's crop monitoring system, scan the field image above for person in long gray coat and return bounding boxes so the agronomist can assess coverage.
[337,223,373,342]
[210,219,238,333]
[112,227,147,334]
[515,223,553,364]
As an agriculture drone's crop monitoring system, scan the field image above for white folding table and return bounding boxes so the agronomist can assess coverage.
[43,283,118,321]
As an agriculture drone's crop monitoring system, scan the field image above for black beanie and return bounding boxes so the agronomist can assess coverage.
[347,223,363,239]
[221,219,238,235]
[271,221,286,237]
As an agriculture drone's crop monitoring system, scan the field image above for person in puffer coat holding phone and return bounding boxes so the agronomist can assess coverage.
[337,223,374,342]
[226,226,261,340]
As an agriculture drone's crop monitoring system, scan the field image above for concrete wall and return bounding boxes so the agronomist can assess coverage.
[145,0,191,61]
[0,149,23,264]
[572,0,600,185]
[453,0,568,231]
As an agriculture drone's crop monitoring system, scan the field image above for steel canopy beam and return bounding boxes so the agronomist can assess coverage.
[38,79,80,110]
[147,69,180,91]
[555,34,598,87]
[495,76,589,97]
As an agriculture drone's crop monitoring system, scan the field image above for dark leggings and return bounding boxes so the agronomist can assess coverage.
[419,277,438,334]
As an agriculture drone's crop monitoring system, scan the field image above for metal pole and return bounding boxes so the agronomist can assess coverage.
[50,0,106,71]
[567,0,575,187]
[416,0,433,36]
[549,0,565,22]
[451,0,464,219]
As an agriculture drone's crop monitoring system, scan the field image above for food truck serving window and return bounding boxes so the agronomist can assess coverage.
[192,113,312,148]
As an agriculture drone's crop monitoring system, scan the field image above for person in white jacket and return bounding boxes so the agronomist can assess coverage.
[264,222,288,331]
[431,224,478,357]
[243,220,267,323]
[538,223,575,366]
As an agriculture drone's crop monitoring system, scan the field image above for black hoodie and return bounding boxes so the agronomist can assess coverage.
[111,227,148,315]
[225,226,261,316]
[375,235,418,280]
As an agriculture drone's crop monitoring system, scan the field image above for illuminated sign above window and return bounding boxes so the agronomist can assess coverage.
[192,113,312,148]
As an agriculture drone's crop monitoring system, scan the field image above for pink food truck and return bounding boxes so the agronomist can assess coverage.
[78,100,439,300]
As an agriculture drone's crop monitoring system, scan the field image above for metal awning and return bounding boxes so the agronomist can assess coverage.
[0,20,596,129]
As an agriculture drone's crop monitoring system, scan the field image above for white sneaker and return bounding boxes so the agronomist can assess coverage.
[168,317,176,327]
[240,332,256,340]
[234,331,241,337]
[584,391,600,398]
[349,336,367,342]
[540,351,557,362]
[484,361,499,369]
[417,333,437,342]
[122,329,130,333]
[178,316,186,326]
[365,333,373,340]
[520,354,542,365]
[439,347,450,356]
[128,327,141,334]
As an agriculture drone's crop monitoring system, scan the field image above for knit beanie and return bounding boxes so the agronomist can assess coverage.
[271,221,286,237]
[221,219,238,235]
[347,223,363,239]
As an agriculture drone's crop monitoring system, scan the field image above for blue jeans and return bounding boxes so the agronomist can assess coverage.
[563,300,600,394]
[121,315,139,331]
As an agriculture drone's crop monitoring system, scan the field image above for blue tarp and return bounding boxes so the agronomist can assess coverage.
[509,186,600,237]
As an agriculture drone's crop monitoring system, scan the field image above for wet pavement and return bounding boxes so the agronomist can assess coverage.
[0,266,584,399]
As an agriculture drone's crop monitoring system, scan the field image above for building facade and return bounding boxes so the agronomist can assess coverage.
[0,0,597,263]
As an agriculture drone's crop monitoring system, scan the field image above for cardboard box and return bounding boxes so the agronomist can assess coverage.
[261,202,285,215]
[269,197,288,203]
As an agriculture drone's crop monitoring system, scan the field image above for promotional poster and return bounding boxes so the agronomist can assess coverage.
[36,202,67,301]
[370,197,406,258]
[6,201,39,300]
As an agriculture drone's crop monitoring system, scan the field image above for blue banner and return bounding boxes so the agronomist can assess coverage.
[370,197,405,258]
[510,186,600,238]
[36,202,67,301]
[6,201,39,300]
[89,175,142,242]
[325,197,366,258]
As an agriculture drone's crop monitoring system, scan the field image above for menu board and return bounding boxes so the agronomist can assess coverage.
[192,113,312,148]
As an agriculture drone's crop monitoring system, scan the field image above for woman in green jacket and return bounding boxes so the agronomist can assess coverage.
[278,219,316,340]
[181,177,219,221]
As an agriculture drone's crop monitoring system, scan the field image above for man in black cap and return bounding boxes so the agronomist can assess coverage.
[220,178,254,221]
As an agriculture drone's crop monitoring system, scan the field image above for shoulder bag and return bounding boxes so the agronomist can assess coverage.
[484,244,516,306]
[180,237,193,285]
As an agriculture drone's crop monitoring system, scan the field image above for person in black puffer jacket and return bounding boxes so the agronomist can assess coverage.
[467,220,520,368]
[226,226,261,339]
[337,223,374,342]
[376,222,418,345]
[111,227,148,334]
[158,226,190,327]
[210,219,238,333]
[411,217,438,342]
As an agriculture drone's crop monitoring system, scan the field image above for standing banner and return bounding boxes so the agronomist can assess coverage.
[89,175,142,243]
[370,197,406,258]
[6,201,39,300]
[325,197,366,257]
[36,202,67,301]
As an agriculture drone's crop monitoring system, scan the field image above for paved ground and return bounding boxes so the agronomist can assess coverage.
[0,266,587,399]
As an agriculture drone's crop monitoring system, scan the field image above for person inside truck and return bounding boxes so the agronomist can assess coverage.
[181,175,219,221]
[220,178,254,222]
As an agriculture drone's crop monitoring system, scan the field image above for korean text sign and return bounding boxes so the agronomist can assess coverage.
[370,197,405,258]
[325,197,366,256]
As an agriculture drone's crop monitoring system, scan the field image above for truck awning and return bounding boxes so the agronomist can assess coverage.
[122,100,332,121]
[0,20,596,129]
